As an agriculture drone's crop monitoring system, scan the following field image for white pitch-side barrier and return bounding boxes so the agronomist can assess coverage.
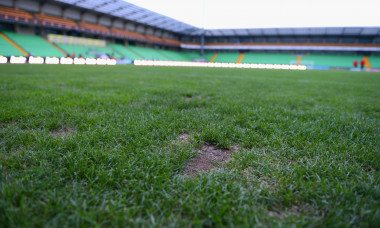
[134,60,307,70]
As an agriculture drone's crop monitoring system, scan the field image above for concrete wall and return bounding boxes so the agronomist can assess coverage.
[83,12,97,23]
[136,25,145,34]
[15,24,36,35]
[43,3,61,16]
[64,8,81,20]
[126,23,136,32]
[154,30,162,37]
[145,27,154,35]
[162,32,169,39]
[0,0,13,7]
[99,16,111,27]
[18,0,39,12]
[113,19,124,29]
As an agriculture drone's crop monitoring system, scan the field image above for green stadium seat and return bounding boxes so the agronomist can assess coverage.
[369,56,380,68]
[213,52,240,63]
[204,53,216,62]
[182,52,202,61]
[127,46,169,61]
[58,44,122,59]
[154,49,192,61]
[302,54,359,68]
[108,44,142,60]
[0,34,24,56]
[241,53,297,65]
[2,31,64,57]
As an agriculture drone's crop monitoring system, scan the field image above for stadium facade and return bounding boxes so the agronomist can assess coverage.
[0,0,379,69]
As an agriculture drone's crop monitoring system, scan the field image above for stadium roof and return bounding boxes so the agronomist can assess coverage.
[54,0,199,34]
[54,0,379,37]
[196,27,380,37]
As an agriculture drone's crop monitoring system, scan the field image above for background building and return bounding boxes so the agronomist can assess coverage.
[1,0,379,68]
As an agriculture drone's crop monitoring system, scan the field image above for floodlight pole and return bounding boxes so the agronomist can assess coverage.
[200,0,205,57]
[201,29,205,57]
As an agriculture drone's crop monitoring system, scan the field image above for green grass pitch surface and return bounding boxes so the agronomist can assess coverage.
[0,64,379,227]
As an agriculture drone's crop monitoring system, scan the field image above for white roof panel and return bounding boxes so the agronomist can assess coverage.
[209,30,223,36]
[343,27,362,35]
[277,28,293,35]
[361,27,380,35]
[220,29,235,36]
[54,1,380,37]
[246,29,263,35]
[234,29,249,36]
[293,28,309,35]
[262,28,277,35]
[325,27,344,35]
[55,0,197,34]
[309,28,326,35]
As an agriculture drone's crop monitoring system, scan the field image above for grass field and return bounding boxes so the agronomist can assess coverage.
[0,64,379,227]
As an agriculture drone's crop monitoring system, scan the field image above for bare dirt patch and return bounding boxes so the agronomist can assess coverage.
[268,205,313,219]
[179,133,190,143]
[0,121,19,129]
[185,95,202,101]
[52,128,75,138]
[184,143,235,177]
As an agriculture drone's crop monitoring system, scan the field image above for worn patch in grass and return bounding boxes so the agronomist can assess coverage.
[51,128,75,138]
[179,133,190,143]
[268,205,312,219]
[185,95,202,101]
[184,143,236,177]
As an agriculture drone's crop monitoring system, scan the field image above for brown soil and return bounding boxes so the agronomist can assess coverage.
[185,95,202,101]
[179,133,190,143]
[268,205,309,219]
[184,143,235,177]
[52,128,75,138]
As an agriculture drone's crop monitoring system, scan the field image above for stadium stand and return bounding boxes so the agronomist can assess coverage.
[241,53,297,65]
[57,43,122,58]
[0,6,35,23]
[111,29,180,46]
[108,44,143,60]
[181,52,202,61]
[162,38,181,46]
[57,44,95,58]
[0,0,379,69]
[206,53,217,62]
[213,52,240,63]
[146,35,164,44]
[155,49,192,62]
[301,54,359,68]
[111,28,147,41]
[369,56,380,68]
[79,22,110,35]
[2,31,64,57]
[134,35,181,46]
[35,13,78,30]
[127,46,170,60]
[0,33,24,56]
[363,56,371,68]
[205,42,380,48]
[237,53,245,63]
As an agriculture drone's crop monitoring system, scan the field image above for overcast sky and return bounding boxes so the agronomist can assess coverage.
[125,0,380,29]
